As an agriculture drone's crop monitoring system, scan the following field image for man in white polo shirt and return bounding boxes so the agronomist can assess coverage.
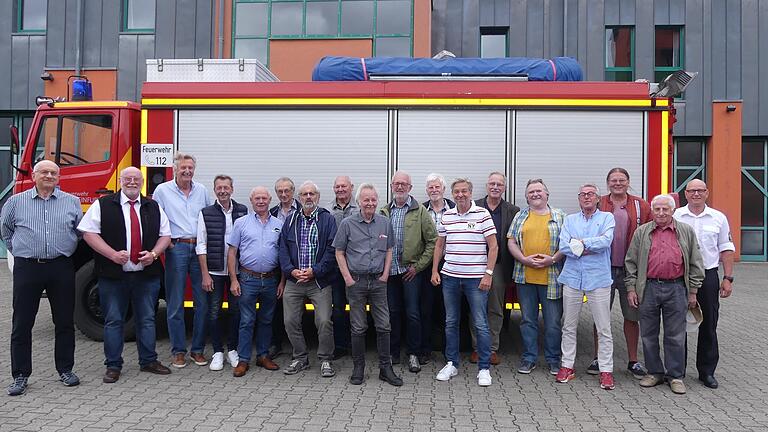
[430,178,498,387]
[673,179,735,389]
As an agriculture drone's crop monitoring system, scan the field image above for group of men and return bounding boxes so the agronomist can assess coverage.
[1,154,735,395]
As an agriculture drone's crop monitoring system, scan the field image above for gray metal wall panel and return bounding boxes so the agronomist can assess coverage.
[548,0,563,56]
[46,0,66,67]
[741,0,759,135]
[194,0,213,57]
[635,0,654,81]
[83,0,103,67]
[606,0,620,25]
[711,0,726,100]
[760,0,768,136]
[63,0,78,67]
[101,0,120,67]
[0,0,12,110]
[175,0,197,58]
[576,0,587,67]
[117,34,138,101]
[11,37,30,109]
[462,0,480,57]
[155,0,176,58]
[726,1,741,100]
[480,0,495,26]
[564,0,578,58]
[701,0,712,136]
[135,35,155,101]
[585,0,604,81]
[28,36,45,106]
[445,0,462,56]
[526,1,544,58]
[655,0,670,25]
[674,101,686,135]
[620,0,635,24]
[431,0,448,55]
[509,0,526,57]
[681,0,704,136]
[493,0,510,27]
[669,0,685,24]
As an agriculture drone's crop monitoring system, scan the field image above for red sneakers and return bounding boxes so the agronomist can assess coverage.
[600,372,615,390]
[555,367,576,383]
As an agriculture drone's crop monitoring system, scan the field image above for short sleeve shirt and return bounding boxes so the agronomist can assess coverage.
[437,203,496,278]
[673,205,735,270]
[333,211,394,274]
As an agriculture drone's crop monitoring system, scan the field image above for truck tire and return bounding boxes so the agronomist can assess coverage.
[74,260,136,341]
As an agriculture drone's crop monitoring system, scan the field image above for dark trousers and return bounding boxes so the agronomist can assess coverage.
[387,272,423,357]
[11,256,75,378]
[696,268,721,377]
[331,271,351,350]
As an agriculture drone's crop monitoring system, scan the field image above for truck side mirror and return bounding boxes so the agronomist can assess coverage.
[9,125,19,155]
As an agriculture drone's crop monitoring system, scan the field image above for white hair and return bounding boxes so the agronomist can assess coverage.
[173,152,196,171]
[579,183,600,195]
[650,194,676,209]
[425,173,446,189]
[355,183,378,203]
[299,180,319,194]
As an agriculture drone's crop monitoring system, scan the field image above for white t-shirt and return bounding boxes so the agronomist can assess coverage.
[437,203,497,278]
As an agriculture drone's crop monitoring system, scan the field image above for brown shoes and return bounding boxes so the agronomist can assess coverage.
[103,368,121,383]
[256,355,280,371]
[233,362,250,377]
[470,351,479,363]
[140,361,171,375]
[470,351,500,365]
[490,352,500,365]
[190,352,208,366]
[171,353,187,368]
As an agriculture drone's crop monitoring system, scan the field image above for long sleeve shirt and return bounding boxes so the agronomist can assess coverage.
[557,209,615,291]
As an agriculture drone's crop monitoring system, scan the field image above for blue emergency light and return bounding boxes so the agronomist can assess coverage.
[70,77,93,101]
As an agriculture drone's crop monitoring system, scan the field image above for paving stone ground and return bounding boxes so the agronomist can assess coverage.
[0,262,765,431]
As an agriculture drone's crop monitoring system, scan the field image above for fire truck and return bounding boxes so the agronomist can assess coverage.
[7,59,682,340]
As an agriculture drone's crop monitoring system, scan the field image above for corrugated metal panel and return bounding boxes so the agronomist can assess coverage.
[175,0,197,59]
[83,0,103,67]
[0,0,12,110]
[494,0,510,27]
[46,0,66,67]
[396,110,508,203]
[101,0,120,67]
[619,0,635,24]
[711,0,727,101]
[462,0,480,57]
[135,35,155,101]
[194,0,213,58]
[634,0,654,81]
[605,0,620,25]
[655,0,670,25]
[547,0,563,57]
[669,0,685,25]
[584,0,604,81]
[155,0,176,58]
[741,0,758,134]
[176,110,390,206]
[514,111,645,213]
[11,36,30,109]
[760,0,768,136]
[509,0,527,57]
[28,36,45,106]
[117,34,139,101]
[63,0,77,67]
[526,1,544,58]
[681,0,704,136]
[726,2,742,100]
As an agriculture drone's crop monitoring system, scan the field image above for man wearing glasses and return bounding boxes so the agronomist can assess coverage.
[673,179,735,389]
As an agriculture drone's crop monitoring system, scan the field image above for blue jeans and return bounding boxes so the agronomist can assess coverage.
[237,273,278,363]
[164,242,204,355]
[209,275,240,353]
[387,272,423,357]
[99,273,160,369]
[442,275,491,370]
[518,283,563,365]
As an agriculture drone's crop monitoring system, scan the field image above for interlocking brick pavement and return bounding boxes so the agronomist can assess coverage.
[0,262,765,431]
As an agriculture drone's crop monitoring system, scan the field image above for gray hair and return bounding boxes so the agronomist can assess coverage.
[425,173,447,189]
[526,178,550,194]
[298,180,319,194]
[650,194,676,209]
[451,178,473,192]
[173,152,196,171]
[33,160,59,173]
[274,177,295,191]
[488,172,506,182]
[355,183,379,203]
[391,170,412,185]
[579,183,600,195]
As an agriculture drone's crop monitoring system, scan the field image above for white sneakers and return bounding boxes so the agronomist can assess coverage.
[477,369,492,387]
[209,352,224,371]
[227,350,239,368]
[435,362,458,381]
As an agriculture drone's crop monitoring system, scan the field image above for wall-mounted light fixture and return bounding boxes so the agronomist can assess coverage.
[40,72,54,81]
[726,104,737,112]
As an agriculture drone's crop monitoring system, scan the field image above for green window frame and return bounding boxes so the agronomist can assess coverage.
[122,0,156,33]
[741,138,768,261]
[654,26,685,97]
[479,27,508,58]
[672,138,706,208]
[605,26,634,81]
[16,0,47,33]
[232,0,414,67]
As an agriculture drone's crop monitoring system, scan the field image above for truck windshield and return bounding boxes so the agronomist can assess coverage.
[32,114,112,167]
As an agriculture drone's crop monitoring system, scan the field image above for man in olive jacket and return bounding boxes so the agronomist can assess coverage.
[380,171,437,373]
[625,194,704,395]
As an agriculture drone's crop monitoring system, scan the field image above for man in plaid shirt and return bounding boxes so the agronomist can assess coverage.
[278,181,339,378]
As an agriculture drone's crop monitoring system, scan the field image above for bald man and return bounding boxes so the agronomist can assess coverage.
[1,160,82,396]
[674,179,735,389]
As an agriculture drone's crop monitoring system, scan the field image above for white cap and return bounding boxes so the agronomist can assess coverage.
[686,305,703,333]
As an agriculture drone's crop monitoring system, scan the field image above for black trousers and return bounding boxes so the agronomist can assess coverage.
[11,256,76,378]
[696,268,721,377]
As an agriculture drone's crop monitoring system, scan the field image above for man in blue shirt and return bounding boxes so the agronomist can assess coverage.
[152,153,213,368]
[555,183,616,390]
[228,186,285,377]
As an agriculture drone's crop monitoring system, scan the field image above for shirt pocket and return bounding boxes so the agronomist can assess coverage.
[376,235,389,251]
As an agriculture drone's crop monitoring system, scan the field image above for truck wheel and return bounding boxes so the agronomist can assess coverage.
[74,261,136,341]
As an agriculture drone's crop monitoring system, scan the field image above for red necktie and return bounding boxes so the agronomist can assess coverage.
[129,200,141,264]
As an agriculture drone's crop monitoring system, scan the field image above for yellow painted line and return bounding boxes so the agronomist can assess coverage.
[55,101,131,108]
[661,111,669,192]
[142,97,656,108]
[185,302,370,311]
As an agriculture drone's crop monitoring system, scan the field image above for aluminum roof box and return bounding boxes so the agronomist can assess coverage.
[146,59,279,82]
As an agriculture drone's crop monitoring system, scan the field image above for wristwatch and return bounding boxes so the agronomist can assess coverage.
[484,269,494,276]
[150,251,158,261]
[723,275,734,283]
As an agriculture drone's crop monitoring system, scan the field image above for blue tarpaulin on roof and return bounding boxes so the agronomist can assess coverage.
[311,56,583,81]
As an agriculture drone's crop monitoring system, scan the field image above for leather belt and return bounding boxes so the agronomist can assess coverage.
[351,272,383,279]
[173,238,197,244]
[17,256,66,264]
[240,267,278,279]
[648,277,684,284]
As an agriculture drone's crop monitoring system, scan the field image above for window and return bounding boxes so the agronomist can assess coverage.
[672,138,705,207]
[233,0,414,65]
[741,138,768,260]
[605,26,634,81]
[0,112,35,257]
[32,115,113,167]
[123,0,155,32]
[17,0,46,32]
[480,27,507,58]
[654,26,684,86]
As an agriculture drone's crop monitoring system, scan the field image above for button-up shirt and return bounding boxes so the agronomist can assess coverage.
[557,209,615,291]
[78,192,172,272]
[327,199,359,227]
[388,196,410,275]
[673,205,735,270]
[647,224,684,279]
[228,213,282,272]
[333,211,394,274]
[427,199,451,227]
[298,207,319,269]
[196,200,236,276]
[1,187,82,259]
[152,179,212,239]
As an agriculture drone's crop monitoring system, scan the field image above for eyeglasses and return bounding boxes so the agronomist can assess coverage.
[121,177,142,184]
[685,189,707,195]
[577,192,597,198]
[392,182,411,188]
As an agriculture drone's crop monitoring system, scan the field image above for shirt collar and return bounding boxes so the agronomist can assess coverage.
[454,202,479,216]
[428,199,450,213]
[32,186,61,200]
[333,200,354,210]
[120,191,141,205]
[355,210,376,223]
[302,207,319,220]
[679,204,711,218]
[216,200,234,214]
[390,196,412,210]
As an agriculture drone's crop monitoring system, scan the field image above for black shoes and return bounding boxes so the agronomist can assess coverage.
[349,363,365,385]
[699,375,719,389]
[379,364,403,386]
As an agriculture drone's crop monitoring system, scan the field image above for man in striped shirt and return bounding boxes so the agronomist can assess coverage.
[1,160,83,396]
[431,178,498,387]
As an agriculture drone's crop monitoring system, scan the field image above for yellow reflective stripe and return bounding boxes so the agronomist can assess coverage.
[140,109,148,196]
[661,111,670,193]
[142,97,657,108]
[187,302,369,311]
[55,101,131,108]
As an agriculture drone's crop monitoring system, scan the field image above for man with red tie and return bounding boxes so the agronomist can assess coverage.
[79,167,173,383]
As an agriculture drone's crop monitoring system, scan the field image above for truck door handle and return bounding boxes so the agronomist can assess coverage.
[95,188,114,195]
